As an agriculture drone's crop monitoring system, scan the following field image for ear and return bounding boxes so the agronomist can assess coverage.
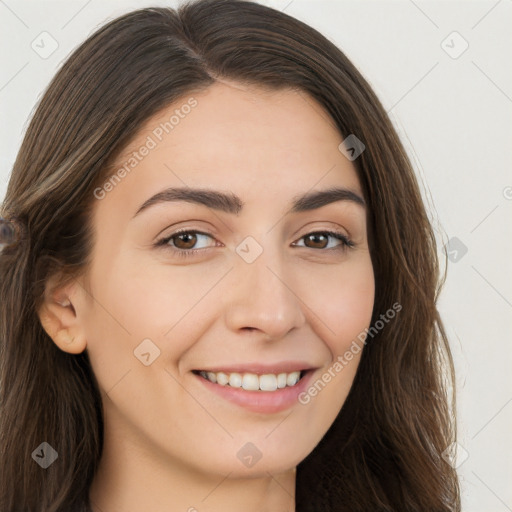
[37,274,87,355]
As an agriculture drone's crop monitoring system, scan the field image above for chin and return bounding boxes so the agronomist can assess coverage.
[196,435,316,478]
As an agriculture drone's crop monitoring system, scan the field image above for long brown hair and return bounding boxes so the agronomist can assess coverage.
[0,1,460,510]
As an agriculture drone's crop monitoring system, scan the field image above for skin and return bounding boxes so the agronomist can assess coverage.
[38,80,375,512]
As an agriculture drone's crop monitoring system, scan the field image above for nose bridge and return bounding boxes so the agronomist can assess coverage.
[224,236,306,339]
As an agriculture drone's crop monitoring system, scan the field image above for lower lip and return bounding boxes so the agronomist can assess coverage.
[194,371,314,414]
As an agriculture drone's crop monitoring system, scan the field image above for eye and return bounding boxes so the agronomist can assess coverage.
[155,229,217,259]
[154,228,354,260]
[292,230,354,251]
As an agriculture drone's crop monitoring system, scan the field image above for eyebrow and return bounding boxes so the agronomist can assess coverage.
[132,185,365,219]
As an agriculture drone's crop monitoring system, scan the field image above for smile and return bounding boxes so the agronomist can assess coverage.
[192,367,315,413]
[195,370,303,391]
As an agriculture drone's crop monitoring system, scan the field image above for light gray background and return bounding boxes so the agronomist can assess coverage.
[1,1,511,510]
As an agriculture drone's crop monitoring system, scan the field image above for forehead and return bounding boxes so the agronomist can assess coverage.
[94,81,362,222]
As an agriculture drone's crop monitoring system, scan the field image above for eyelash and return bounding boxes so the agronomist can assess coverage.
[154,228,355,260]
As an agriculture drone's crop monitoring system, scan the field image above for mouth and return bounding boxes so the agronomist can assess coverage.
[192,369,308,392]
[192,367,315,413]
[191,361,318,413]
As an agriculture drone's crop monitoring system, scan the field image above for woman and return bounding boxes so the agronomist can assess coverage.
[0,0,460,510]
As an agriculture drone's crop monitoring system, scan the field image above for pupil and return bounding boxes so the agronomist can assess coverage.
[178,233,196,248]
[308,233,326,248]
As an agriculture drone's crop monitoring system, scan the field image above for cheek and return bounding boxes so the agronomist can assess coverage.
[306,255,375,354]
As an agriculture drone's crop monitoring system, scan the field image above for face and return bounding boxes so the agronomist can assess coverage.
[70,81,374,478]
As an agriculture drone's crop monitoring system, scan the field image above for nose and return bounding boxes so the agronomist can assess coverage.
[223,242,306,341]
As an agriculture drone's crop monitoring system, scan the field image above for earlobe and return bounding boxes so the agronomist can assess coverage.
[37,297,87,355]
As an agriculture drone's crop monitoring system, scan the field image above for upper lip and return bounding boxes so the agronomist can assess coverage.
[193,362,317,375]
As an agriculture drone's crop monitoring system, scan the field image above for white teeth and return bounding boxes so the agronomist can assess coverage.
[287,371,300,386]
[216,372,229,386]
[228,372,242,388]
[198,369,303,391]
[242,373,260,391]
[259,374,277,391]
[277,373,287,388]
